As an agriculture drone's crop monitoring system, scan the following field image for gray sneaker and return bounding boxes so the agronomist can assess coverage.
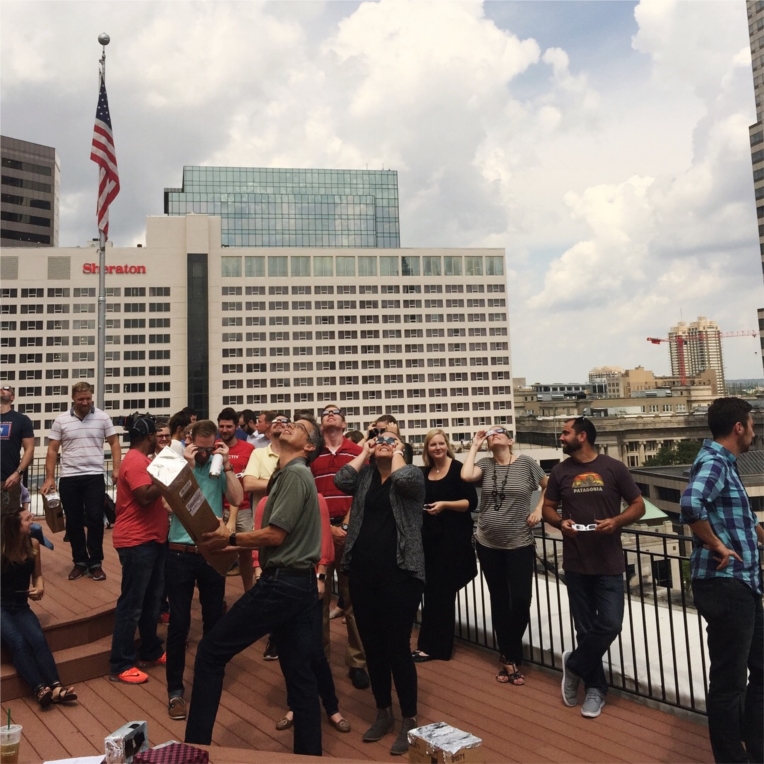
[581,688,605,718]
[561,651,581,707]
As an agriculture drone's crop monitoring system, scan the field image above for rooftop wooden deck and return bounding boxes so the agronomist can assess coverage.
[1,521,714,763]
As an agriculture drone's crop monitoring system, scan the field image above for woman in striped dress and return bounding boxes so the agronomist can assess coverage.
[461,427,547,685]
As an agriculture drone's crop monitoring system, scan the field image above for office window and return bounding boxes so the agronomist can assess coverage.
[380,256,398,277]
[402,256,420,276]
[336,257,355,277]
[268,256,288,277]
[312,256,332,277]
[423,256,441,276]
[465,256,483,276]
[291,256,311,277]
[485,256,504,275]
[244,256,265,277]
[358,256,377,277]
[444,256,462,276]
[221,256,242,277]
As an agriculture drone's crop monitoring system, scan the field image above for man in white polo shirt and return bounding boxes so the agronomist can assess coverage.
[41,382,122,581]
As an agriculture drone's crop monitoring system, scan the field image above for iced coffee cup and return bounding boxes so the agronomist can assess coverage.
[0,724,22,764]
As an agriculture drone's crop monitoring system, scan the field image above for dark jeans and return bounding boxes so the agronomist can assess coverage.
[59,474,105,569]
[349,573,423,718]
[110,541,166,674]
[565,571,624,696]
[286,596,339,718]
[165,550,225,699]
[476,542,534,665]
[1,603,60,692]
[185,570,321,757]
[693,577,763,764]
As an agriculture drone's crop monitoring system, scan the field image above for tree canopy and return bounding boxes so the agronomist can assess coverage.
[644,440,701,467]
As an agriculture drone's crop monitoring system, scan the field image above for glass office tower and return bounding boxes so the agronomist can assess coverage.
[164,166,400,248]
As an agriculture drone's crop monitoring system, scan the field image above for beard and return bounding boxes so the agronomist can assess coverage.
[561,440,581,455]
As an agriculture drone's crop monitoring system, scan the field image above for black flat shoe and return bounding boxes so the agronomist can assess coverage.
[411,650,433,663]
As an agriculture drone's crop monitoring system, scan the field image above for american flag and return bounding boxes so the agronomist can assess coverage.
[90,73,119,239]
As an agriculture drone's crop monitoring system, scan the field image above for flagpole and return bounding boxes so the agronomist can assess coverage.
[96,33,109,411]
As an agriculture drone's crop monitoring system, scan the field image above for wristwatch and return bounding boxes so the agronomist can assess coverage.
[317,573,327,582]
[228,532,237,547]
[341,523,349,532]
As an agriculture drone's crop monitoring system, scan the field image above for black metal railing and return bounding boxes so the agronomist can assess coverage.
[452,523,727,716]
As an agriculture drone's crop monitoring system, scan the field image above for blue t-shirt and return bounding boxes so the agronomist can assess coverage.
[168,460,226,545]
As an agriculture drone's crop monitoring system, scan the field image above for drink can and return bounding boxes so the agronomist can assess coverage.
[209,453,224,477]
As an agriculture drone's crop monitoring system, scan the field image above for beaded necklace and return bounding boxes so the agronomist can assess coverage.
[492,457,514,510]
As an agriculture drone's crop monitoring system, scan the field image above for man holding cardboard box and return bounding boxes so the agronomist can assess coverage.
[164,419,243,722]
[185,416,324,756]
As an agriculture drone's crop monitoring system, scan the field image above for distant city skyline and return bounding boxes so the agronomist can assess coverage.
[1,1,760,380]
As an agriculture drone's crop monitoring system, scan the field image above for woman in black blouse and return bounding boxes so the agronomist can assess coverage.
[412,429,478,664]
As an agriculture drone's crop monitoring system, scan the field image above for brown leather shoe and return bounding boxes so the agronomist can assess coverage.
[89,566,106,581]
[68,565,87,580]
[168,696,186,720]
[328,715,351,733]
[275,715,293,731]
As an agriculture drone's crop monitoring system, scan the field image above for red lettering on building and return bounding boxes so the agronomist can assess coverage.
[82,264,147,275]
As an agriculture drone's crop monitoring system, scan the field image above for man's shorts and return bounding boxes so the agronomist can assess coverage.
[225,507,254,533]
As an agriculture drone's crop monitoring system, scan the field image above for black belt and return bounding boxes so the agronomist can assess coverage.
[168,542,200,554]
[261,567,315,580]
[329,517,345,526]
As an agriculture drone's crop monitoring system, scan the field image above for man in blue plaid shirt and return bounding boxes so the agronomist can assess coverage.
[680,397,763,764]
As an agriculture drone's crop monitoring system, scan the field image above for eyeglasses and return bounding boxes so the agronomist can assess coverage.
[321,408,344,418]
[376,436,397,446]
[156,433,171,440]
[194,446,217,455]
[486,428,509,438]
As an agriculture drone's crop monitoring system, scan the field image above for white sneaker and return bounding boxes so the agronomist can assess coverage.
[581,689,605,718]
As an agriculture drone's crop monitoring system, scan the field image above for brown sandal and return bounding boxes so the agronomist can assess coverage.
[51,685,78,703]
[496,660,525,686]
[36,685,53,707]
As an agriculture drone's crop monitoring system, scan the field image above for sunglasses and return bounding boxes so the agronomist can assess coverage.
[572,523,597,532]
[376,436,397,446]
[273,417,290,425]
[194,446,217,455]
[486,428,509,438]
[0,387,14,393]
[321,408,344,418]
[156,433,171,439]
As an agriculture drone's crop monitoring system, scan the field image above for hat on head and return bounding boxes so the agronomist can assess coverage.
[128,416,156,440]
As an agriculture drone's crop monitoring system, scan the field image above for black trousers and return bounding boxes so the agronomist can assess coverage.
[59,474,105,569]
[475,542,534,665]
[417,537,458,660]
[349,573,423,718]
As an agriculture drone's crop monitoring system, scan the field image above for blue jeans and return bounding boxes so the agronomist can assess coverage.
[1,603,60,692]
[165,550,225,699]
[693,577,763,764]
[565,571,624,696]
[59,474,105,569]
[185,570,321,756]
[109,541,166,675]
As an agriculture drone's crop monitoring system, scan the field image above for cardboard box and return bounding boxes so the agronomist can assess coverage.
[147,448,237,577]
[408,723,483,764]
[42,492,66,534]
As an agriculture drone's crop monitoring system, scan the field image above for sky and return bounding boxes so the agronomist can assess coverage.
[2,0,762,383]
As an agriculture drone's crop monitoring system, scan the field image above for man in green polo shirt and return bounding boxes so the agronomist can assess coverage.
[185,417,323,756]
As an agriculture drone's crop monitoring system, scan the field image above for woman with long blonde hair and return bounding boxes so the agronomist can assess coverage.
[412,429,478,664]
[1,499,77,706]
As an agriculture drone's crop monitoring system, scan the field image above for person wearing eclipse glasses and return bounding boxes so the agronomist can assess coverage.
[334,429,426,756]
[542,417,644,720]
[461,426,547,688]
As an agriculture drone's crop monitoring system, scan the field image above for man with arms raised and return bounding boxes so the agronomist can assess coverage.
[311,404,369,690]
[109,417,167,685]
[185,417,324,756]
[542,417,644,719]
[217,407,255,591]
[165,419,243,722]
[681,398,762,764]
[41,382,121,582]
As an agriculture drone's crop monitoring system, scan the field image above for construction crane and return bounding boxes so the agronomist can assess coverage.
[647,330,758,386]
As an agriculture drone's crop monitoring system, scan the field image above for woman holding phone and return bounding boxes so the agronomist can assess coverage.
[335,430,425,756]
[461,427,547,686]
[1,501,78,706]
[412,429,478,663]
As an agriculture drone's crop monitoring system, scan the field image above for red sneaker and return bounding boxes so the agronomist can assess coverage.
[137,652,166,668]
[109,667,149,684]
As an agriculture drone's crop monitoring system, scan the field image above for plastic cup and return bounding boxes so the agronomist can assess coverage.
[0,725,22,764]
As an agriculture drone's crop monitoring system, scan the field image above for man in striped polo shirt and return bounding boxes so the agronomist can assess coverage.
[41,382,122,581]
[310,403,369,690]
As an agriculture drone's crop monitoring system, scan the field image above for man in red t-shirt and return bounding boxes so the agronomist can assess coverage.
[310,404,369,689]
[218,408,255,590]
[109,417,170,685]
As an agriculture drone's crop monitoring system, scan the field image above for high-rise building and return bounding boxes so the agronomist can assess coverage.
[164,166,400,249]
[0,215,511,446]
[668,317,724,393]
[746,1,764,369]
[1,136,59,248]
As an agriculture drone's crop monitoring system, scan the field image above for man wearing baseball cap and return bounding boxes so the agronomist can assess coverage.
[0,386,34,489]
[108,417,168,685]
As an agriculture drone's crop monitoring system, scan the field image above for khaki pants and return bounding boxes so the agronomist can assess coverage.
[322,536,366,669]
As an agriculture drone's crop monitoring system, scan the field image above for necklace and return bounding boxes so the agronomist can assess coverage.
[492,458,513,510]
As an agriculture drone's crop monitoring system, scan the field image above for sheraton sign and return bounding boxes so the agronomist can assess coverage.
[83,263,146,275]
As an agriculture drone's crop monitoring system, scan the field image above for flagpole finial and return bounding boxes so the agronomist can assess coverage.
[98,33,110,46]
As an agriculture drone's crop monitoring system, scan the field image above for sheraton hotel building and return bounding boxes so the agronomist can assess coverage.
[0,167,513,446]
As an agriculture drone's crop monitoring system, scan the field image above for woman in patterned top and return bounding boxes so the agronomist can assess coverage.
[461,427,547,685]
